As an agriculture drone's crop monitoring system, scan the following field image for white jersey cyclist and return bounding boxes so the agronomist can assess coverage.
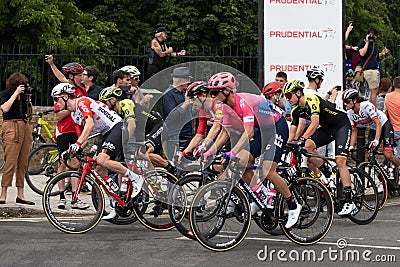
[346,101,388,130]
[72,97,122,134]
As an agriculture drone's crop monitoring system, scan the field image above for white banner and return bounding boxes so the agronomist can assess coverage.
[264,0,344,96]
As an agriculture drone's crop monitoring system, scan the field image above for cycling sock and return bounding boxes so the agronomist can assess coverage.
[165,161,177,174]
[285,195,297,210]
[60,192,65,200]
[343,186,352,202]
[318,163,331,177]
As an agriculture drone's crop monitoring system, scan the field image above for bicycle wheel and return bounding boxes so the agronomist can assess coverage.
[168,173,214,240]
[26,143,59,195]
[43,171,104,233]
[189,180,251,252]
[0,140,4,172]
[278,177,334,245]
[133,169,178,231]
[347,168,379,225]
[357,161,387,210]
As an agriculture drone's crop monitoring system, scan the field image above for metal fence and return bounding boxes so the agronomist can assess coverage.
[0,45,259,106]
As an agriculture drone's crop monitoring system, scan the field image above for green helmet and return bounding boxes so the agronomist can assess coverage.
[119,65,141,77]
[99,86,123,101]
[282,80,305,95]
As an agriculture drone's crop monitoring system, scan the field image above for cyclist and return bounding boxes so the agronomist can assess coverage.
[205,72,301,228]
[98,86,174,173]
[343,88,400,167]
[262,81,285,114]
[119,65,153,108]
[283,80,356,215]
[51,85,145,207]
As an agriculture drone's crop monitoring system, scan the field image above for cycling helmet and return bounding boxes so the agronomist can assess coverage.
[62,62,84,76]
[99,86,123,101]
[51,83,75,97]
[186,81,208,98]
[119,65,141,77]
[262,81,282,96]
[282,80,305,95]
[306,67,325,80]
[342,88,359,101]
[208,72,236,90]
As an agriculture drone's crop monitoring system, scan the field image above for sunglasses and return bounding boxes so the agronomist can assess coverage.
[132,76,140,81]
[285,92,293,100]
[344,99,352,104]
[53,96,62,102]
[209,90,223,97]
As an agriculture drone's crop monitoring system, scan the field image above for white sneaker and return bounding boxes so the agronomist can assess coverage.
[285,204,302,228]
[226,200,236,214]
[71,199,89,210]
[57,199,66,209]
[102,208,117,220]
[131,175,144,199]
[338,202,357,216]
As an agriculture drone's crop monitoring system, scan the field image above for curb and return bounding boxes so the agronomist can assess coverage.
[0,207,43,218]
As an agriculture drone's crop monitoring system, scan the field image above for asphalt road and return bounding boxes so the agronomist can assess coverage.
[0,199,399,267]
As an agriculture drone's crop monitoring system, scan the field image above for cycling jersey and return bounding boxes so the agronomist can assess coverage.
[346,101,388,130]
[72,97,122,135]
[291,94,348,130]
[222,93,283,130]
[117,99,136,121]
[197,100,223,135]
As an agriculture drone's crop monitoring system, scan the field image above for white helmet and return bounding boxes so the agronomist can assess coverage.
[51,83,75,97]
[119,65,141,77]
[306,67,325,80]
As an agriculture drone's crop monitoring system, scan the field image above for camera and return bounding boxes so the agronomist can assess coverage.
[368,34,375,40]
[23,84,35,94]
[119,84,131,91]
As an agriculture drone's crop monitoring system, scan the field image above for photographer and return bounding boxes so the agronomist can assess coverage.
[357,27,389,106]
[0,72,34,205]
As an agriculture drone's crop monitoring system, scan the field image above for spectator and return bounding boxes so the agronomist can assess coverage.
[112,69,131,88]
[0,72,34,205]
[385,76,400,157]
[147,27,186,77]
[82,66,102,100]
[45,55,87,97]
[357,27,388,106]
[119,65,153,108]
[376,77,392,112]
[162,66,193,159]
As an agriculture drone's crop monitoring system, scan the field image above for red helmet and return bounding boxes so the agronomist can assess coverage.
[207,72,236,90]
[186,81,208,98]
[62,62,84,76]
[262,81,282,96]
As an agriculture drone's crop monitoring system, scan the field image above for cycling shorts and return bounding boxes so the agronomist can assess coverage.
[368,120,395,151]
[145,124,164,154]
[101,122,123,160]
[309,119,351,157]
[57,132,78,154]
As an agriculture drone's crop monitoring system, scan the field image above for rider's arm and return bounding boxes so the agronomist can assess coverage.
[294,118,306,140]
[209,127,229,154]
[372,118,382,141]
[231,125,254,154]
[76,117,94,145]
[350,127,357,148]
[301,115,319,139]
[126,118,136,139]
[288,125,297,142]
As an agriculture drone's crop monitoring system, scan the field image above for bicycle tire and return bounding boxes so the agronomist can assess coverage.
[347,168,379,225]
[357,161,387,210]
[0,140,5,172]
[43,171,104,233]
[278,177,334,245]
[133,169,178,231]
[168,173,214,240]
[189,180,251,252]
[26,143,59,195]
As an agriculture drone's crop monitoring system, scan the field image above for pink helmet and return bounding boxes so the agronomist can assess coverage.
[207,72,236,90]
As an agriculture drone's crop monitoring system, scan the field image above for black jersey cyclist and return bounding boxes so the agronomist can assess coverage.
[283,80,356,216]
[99,86,175,173]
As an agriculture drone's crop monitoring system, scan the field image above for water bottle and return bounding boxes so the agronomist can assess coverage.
[252,182,269,204]
[266,189,277,209]
[105,175,119,192]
